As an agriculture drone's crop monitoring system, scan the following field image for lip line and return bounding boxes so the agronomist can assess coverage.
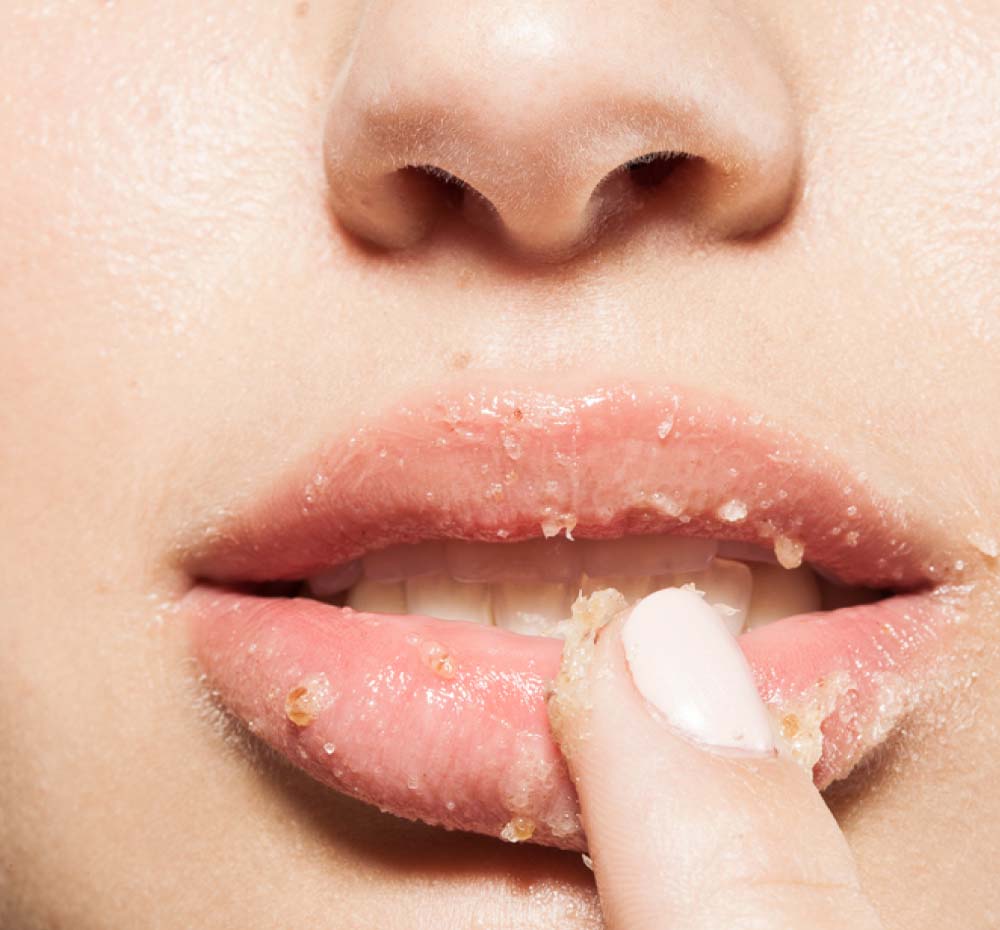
[184,381,948,592]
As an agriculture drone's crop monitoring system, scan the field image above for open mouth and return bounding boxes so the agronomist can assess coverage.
[184,383,962,852]
[280,534,882,639]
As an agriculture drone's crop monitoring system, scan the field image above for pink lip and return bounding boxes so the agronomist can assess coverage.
[184,383,961,851]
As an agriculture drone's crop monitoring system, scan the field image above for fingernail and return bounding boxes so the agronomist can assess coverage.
[622,587,775,753]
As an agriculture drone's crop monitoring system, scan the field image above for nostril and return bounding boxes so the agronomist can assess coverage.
[330,164,479,252]
[398,164,503,245]
[325,1,800,260]
[403,165,468,210]
[624,151,689,190]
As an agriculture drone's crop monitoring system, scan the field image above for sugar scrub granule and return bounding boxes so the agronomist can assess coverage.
[541,513,577,540]
[547,589,628,760]
[499,730,583,844]
[500,816,536,844]
[774,535,805,570]
[499,731,556,815]
[284,672,333,727]
[419,641,457,679]
[717,499,748,523]
[768,672,854,773]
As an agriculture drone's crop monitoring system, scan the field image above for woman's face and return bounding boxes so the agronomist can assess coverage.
[1,1,997,927]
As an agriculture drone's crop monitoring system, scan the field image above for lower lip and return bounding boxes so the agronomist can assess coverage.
[188,585,953,851]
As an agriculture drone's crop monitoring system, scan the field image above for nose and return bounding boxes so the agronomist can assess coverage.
[325,0,800,261]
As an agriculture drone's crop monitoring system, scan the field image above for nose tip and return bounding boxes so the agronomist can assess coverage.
[325,1,800,261]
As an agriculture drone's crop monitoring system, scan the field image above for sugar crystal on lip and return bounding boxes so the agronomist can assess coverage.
[500,816,536,843]
[420,641,457,679]
[501,431,523,460]
[541,513,577,539]
[284,672,332,727]
[717,499,748,523]
[773,535,805,570]
[650,492,682,517]
[781,713,800,739]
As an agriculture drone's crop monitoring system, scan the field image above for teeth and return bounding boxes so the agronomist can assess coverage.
[405,574,492,625]
[675,558,753,636]
[347,578,406,614]
[582,575,655,605]
[716,540,778,564]
[492,581,574,636]
[580,536,717,577]
[313,537,840,638]
[363,542,446,582]
[745,563,821,630]
[347,579,407,615]
[446,537,581,584]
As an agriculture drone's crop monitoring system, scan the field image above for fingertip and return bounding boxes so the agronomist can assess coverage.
[547,588,883,930]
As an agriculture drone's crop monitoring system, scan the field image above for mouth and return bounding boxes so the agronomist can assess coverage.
[184,382,965,852]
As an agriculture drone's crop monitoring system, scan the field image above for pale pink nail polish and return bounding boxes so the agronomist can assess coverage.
[622,587,775,753]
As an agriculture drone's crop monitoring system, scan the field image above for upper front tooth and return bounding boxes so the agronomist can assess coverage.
[347,579,407,615]
[581,535,717,577]
[582,575,654,605]
[492,581,573,637]
[716,540,778,564]
[445,537,582,584]
[363,542,446,582]
[405,575,492,625]
[674,558,753,636]
[745,563,821,630]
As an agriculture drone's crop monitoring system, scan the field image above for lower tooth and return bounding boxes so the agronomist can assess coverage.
[492,581,574,637]
[405,575,492,625]
[745,564,821,630]
[347,579,407,615]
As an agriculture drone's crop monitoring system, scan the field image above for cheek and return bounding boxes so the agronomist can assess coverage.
[0,3,336,354]
[0,4,367,526]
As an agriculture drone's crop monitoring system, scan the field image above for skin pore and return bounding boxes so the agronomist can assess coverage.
[0,1,998,928]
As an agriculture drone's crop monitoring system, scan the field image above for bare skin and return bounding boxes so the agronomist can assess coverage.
[0,1,998,928]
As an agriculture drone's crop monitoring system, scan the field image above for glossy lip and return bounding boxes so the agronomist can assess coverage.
[184,382,964,851]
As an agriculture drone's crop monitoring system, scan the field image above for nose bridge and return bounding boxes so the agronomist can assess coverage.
[325,0,800,260]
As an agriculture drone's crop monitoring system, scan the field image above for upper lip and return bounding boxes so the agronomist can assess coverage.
[184,381,950,592]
